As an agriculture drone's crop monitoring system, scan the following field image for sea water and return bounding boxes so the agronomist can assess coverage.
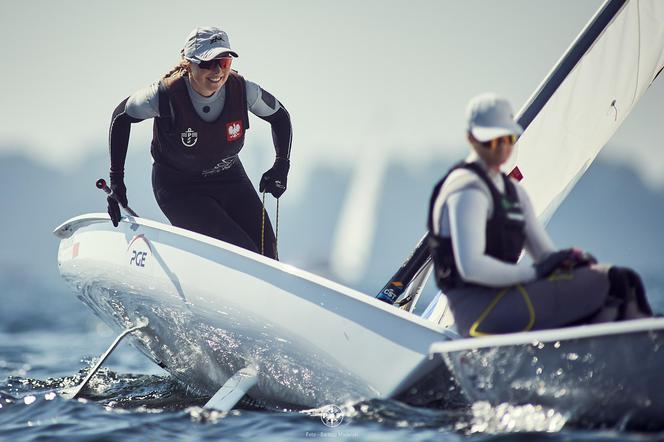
[1,275,663,441]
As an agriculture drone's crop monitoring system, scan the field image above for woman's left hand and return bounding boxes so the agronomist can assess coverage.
[259,158,290,198]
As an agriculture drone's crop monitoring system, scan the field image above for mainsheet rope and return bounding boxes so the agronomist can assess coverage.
[261,192,279,257]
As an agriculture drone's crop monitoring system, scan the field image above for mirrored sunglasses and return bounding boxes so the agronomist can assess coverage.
[198,57,232,70]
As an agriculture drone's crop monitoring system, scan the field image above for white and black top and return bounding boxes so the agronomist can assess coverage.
[108,72,291,178]
[429,155,556,288]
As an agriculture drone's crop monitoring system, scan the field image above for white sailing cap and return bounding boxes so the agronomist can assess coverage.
[466,93,523,142]
[183,26,239,62]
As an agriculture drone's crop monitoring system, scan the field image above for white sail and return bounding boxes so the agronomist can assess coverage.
[507,0,664,223]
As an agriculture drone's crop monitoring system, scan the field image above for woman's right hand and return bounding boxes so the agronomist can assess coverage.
[107,172,128,227]
[534,247,597,278]
[534,249,575,278]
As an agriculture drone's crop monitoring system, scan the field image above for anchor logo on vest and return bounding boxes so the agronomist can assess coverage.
[226,120,243,142]
[181,128,198,148]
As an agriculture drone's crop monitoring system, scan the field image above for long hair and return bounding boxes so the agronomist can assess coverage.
[164,57,191,79]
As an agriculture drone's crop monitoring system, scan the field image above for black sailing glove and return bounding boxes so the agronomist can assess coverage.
[534,247,598,278]
[568,247,598,267]
[259,158,290,198]
[107,171,128,227]
[534,248,575,278]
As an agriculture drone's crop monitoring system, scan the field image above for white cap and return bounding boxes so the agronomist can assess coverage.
[183,26,239,63]
[466,93,523,142]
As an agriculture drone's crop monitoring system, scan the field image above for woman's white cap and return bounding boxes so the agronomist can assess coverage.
[183,26,239,62]
[466,93,523,142]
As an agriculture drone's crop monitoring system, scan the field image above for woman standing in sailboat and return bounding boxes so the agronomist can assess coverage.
[106,26,291,260]
[425,93,652,337]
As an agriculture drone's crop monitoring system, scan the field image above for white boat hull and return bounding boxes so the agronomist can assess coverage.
[55,214,459,408]
[430,319,664,427]
[54,213,664,426]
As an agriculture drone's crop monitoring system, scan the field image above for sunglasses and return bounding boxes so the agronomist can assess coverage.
[481,134,518,149]
[198,57,233,70]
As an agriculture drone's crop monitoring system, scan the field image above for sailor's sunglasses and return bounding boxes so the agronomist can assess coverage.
[198,57,233,70]
[481,134,518,149]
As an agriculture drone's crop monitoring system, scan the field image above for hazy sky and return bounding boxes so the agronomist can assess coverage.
[1,0,663,189]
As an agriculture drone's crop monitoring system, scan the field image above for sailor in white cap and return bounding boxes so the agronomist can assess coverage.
[424,93,651,336]
[106,26,291,259]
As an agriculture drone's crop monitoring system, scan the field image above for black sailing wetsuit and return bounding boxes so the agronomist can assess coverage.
[108,71,292,259]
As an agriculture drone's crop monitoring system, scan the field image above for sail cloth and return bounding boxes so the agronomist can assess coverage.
[507,0,664,224]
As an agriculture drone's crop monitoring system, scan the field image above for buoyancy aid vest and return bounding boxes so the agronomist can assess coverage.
[151,71,250,178]
[427,162,526,290]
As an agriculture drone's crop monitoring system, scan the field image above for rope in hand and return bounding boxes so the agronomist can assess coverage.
[261,192,266,256]
[260,192,280,258]
[275,198,280,255]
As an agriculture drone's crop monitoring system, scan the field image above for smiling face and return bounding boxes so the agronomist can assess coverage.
[188,57,233,97]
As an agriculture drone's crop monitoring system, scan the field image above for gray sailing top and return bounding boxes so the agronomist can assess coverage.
[126,76,281,121]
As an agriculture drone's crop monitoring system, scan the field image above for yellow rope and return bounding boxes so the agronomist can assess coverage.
[547,268,574,281]
[469,284,536,337]
[517,284,536,332]
[261,192,266,256]
[469,288,508,337]
[275,198,279,254]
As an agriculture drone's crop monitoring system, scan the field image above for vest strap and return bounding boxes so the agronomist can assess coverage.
[157,80,172,122]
